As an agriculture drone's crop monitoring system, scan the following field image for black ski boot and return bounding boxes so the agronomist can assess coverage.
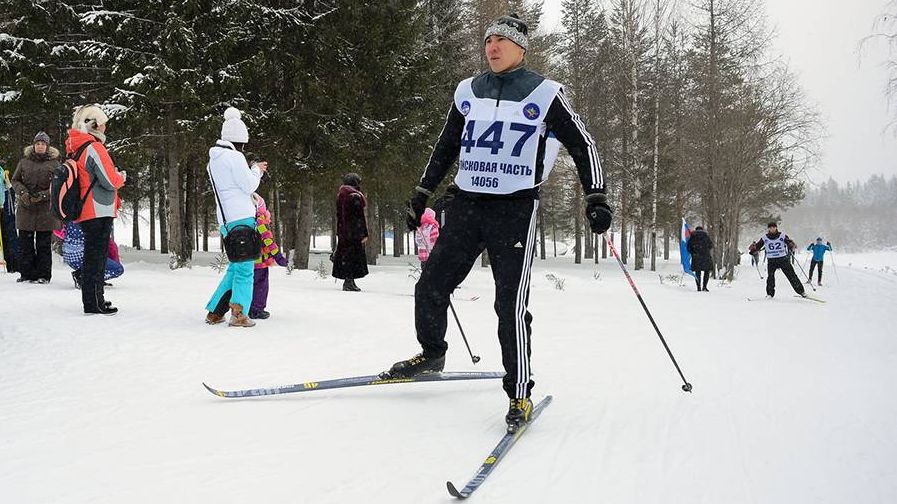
[505,397,533,433]
[380,353,445,379]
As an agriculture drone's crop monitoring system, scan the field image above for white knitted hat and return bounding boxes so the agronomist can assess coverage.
[72,105,109,132]
[221,107,249,144]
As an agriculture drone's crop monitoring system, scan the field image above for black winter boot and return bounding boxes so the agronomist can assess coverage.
[381,353,445,379]
[84,304,118,316]
[343,278,361,292]
[505,397,533,433]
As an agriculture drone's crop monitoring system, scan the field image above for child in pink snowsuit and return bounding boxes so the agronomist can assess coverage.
[415,208,440,264]
[250,193,287,319]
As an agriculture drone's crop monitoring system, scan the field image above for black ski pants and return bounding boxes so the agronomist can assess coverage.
[415,194,539,399]
[18,230,52,281]
[809,259,823,283]
[80,217,113,311]
[694,270,710,291]
[767,256,805,297]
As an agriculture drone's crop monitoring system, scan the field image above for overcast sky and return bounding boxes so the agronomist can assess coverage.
[540,0,897,185]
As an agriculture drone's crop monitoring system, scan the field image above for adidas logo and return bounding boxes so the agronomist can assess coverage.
[513,242,524,248]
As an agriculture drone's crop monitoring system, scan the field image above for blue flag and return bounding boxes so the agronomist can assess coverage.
[680,218,694,277]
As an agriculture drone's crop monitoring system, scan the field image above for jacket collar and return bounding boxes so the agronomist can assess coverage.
[491,64,526,78]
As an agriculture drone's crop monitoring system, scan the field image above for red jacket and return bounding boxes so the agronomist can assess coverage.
[65,129,125,222]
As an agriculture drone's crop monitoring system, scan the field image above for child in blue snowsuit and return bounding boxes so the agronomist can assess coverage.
[806,237,832,286]
[58,221,124,288]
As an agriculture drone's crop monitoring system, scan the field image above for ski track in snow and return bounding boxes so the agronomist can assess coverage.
[1,250,897,503]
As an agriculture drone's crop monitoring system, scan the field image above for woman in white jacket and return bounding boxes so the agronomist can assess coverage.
[205,107,267,327]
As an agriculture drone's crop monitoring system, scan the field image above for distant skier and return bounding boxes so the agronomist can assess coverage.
[806,237,832,286]
[748,222,806,299]
[749,249,759,267]
[385,13,612,433]
[686,225,713,292]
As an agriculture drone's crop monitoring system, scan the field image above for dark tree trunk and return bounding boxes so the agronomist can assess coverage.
[293,186,313,269]
[365,199,380,266]
[166,120,189,267]
[149,180,156,251]
[283,195,299,264]
[273,186,282,249]
[392,210,403,257]
[185,155,196,256]
[379,211,386,257]
[159,162,169,255]
[538,206,546,260]
[131,195,141,250]
[202,196,209,252]
[584,214,594,259]
[635,223,644,270]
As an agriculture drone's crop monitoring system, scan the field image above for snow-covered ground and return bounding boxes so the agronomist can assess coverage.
[2,248,896,503]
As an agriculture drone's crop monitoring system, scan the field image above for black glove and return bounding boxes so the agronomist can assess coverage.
[406,187,432,231]
[585,192,613,234]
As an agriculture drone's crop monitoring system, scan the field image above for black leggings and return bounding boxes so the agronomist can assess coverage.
[808,260,823,282]
[18,230,52,281]
[695,270,710,290]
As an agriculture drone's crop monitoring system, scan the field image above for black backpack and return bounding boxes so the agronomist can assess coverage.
[50,141,97,221]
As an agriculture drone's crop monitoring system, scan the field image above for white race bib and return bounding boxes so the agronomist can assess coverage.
[453,78,561,194]
[762,234,789,259]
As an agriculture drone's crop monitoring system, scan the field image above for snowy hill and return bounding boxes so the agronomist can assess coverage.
[2,250,896,503]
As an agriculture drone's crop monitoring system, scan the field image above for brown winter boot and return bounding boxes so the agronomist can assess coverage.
[228,303,256,327]
[205,312,225,325]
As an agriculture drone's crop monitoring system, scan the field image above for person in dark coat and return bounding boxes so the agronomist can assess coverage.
[11,131,60,283]
[332,173,369,291]
[686,225,714,292]
[1,167,21,273]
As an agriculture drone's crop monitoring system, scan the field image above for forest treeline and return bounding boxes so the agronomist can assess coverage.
[1,0,821,277]
[783,175,897,252]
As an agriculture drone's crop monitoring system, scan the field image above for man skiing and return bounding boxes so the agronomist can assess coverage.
[806,237,831,286]
[383,13,612,433]
[748,222,806,299]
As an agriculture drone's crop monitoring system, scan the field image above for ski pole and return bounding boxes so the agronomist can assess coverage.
[448,300,480,364]
[0,215,5,268]
[829,249,840,284]
[791,252,816,291]
[603,234,693,393]
[418,222,481,364]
